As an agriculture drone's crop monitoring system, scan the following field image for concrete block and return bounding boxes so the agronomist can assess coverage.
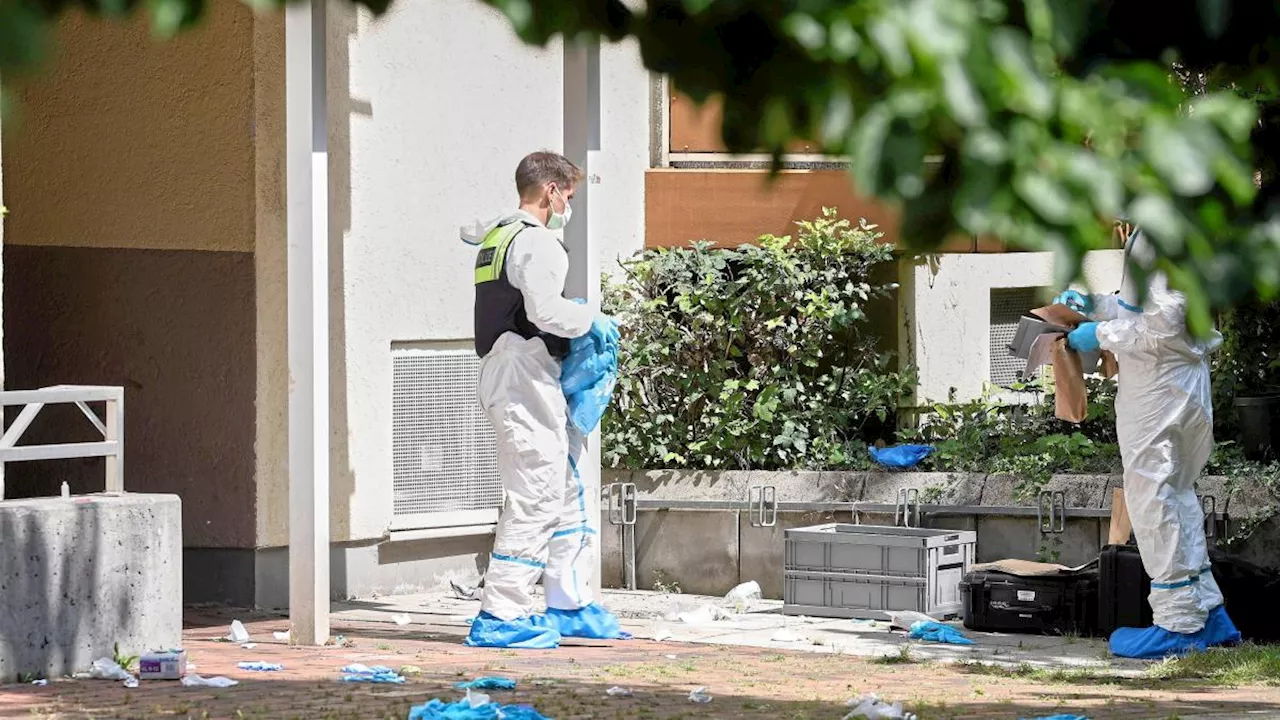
[0,494,182,682]
[928,473,986,505]
[978,475,1019,505]
[1046,475,1113,508]
[634,510,738,596]
[819,472,865,501]
[631,470,750,502]
[862,472,945,503]
[738,510,839,600]
[746,471,829,502]
[974,516,1101,566]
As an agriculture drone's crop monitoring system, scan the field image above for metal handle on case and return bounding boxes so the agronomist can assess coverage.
[749,485,778,528]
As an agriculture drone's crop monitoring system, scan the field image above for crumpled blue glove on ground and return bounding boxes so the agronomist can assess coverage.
[339,664,406,684]
[561,315,619,435]
[454,677,517,690]
[237,661,283,672]
[908,621,974,645]
[408,698,549,720]
[869,444,934,469]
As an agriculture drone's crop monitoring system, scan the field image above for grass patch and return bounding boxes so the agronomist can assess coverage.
[954,661,1115,685]
[871,645,917,665]
[1146,644,1280,686]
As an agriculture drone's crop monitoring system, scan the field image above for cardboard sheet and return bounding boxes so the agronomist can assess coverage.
[970,558,1098,576]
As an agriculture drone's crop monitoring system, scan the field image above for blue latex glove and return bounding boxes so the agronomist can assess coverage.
[1053,290,1093,315]
[868,444,933,469]
[1066,322,1101,353]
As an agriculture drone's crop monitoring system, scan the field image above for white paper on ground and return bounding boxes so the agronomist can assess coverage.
[228,620,251,644]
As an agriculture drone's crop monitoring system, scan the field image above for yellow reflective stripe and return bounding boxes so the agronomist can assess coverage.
[473,222,524,285]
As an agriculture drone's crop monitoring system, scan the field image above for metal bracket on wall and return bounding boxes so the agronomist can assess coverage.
[895,488,921,528]
[605,482,638,590]
[1200,494,1218,542]
[1037,490,1067,536]
[749,485,778,528]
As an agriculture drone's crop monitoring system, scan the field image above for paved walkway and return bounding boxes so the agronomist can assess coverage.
[2,590,1279,719]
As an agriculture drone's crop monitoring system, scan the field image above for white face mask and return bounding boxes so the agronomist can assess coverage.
[546,187,572,230]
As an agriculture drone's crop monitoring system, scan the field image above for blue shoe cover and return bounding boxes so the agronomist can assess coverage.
[531,604,631,640]
[1109,605,1242,659]
[464,612,561,649]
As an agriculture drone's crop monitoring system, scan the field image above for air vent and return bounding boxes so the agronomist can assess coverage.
[391,346,501,529]
[989,287,1042,387]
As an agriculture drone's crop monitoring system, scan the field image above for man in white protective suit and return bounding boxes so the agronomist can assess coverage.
[1056,222,1242,659]
[462,151,626,649]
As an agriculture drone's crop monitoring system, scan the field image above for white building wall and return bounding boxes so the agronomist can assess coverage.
[900,250,1126,404]
[331,4,651,544]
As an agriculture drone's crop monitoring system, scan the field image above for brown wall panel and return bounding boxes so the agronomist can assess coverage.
[669,91,817,154]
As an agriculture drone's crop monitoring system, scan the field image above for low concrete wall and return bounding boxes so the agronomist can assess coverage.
[0,494,182,682]
[601,470,1274,599]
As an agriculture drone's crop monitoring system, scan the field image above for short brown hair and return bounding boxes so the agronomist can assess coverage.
[515,151,583,200]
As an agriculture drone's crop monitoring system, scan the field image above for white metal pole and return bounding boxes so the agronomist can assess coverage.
[563,37,603,592]
[286,0,330,646]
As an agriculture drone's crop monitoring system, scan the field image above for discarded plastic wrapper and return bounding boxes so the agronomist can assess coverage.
[181,674,239,688]
[89,658,135,684]
[688,687,713,704]
[664,654,678,660]
[725,581,762,612]
[409,696,550,720]
[30,679,47,686]
[238,661,283,672]
[138,650,187,680]
[652,626,673,642]
[273,631,291,642]
[339,663,406,684]
[845,694,917,720]
[606,686,633,697]
[887,611,938,631]
[770,628,810,643]
[228,620,251,644]
[392,614,412,626]
[123,677,139,689]
[450,579,481,601]
[676,604,731,625]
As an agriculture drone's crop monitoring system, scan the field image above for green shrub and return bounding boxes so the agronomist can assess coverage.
[1213,298,1280,437]
[601,208,914,470]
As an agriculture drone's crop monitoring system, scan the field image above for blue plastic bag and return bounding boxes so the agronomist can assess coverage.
[869,444,934,469]
[561,316,619,435]
[908,620,973,645]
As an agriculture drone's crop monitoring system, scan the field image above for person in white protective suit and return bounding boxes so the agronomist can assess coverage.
[462,151,626,649]
[1056,223,1242,659]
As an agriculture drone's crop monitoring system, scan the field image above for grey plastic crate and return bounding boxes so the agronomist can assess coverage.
[783,523,976,620]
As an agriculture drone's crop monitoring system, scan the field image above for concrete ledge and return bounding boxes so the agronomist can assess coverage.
[0,493,182,682]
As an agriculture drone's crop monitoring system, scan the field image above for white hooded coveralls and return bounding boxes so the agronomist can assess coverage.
[474,210,601,622]
[1089,228,1223,634]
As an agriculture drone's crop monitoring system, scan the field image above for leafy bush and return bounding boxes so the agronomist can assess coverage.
[1213,298,1280,436]
[601,209,914,470]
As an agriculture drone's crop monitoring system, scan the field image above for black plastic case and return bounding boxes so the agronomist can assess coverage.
[1097,544,1152,634]
[960,569,1100,636]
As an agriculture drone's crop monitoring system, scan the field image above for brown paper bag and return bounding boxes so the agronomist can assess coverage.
[1051,337,1089,423]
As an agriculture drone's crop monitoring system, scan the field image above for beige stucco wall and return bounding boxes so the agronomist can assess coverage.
[4,6,255,253]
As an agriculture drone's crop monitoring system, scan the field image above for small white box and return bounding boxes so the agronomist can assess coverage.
[138,650,187,680]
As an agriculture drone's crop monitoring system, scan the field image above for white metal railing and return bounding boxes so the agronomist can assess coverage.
[0,385,124,500]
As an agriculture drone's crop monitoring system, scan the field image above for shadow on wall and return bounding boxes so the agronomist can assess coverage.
[0,506,108,682]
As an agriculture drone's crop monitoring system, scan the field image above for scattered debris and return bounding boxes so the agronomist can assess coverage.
[400,665,424,676]
[606,686,633,697]
[123,677,139,689]
[688,687,713,704]
[887,611,938,632]
[237,661,283,672]
[139,650,188,680]
[240,643,257,650]
[725,581,763,612]
[181,675,239,688]
[454,677,517,691]
[273,631,291,642]
[770,628,810,644]
[392,614,413,626]
[844,694,917,720]
[908,621,973,646]
[407,696,548,720]
[449,579,482,601]
[652,626,673,642]
[228,620,251,644]
[88,658,136,687]
[1019,716,1089,720]
[339,664,406,684]
[464,689,490,708]
[677,604,731,625]
[30,679,47,686]
[664,654,678,660]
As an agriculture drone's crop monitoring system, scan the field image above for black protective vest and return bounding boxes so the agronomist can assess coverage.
[473,219,570,359]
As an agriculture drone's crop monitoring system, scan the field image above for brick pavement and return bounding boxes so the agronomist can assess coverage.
[2,610,1279,719]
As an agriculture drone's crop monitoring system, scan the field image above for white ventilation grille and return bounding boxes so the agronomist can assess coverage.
[392,347,501,527]
[989,287,1042,387]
